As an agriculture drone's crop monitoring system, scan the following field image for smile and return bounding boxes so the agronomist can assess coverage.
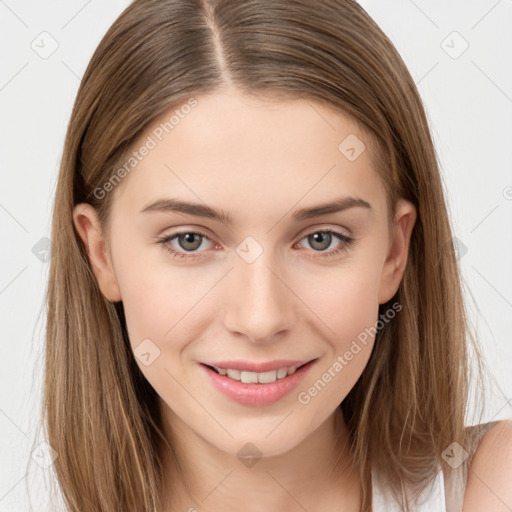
[199,359,318,406]
[207,363,305,383]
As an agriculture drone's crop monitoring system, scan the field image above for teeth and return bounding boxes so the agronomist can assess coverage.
[226,369,240,380]
[213,365,301,383]
[241,371,259,384]
[258,370,277,384]
[276,368,288,379]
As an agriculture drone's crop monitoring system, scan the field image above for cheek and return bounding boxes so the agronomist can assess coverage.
[113,242,220,361]
[302,259,382,338]
[115,263,211,395]
[294,261,382,399]
[117,268,196,347]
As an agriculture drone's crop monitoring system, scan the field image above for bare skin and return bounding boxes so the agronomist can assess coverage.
[73,87,417,511]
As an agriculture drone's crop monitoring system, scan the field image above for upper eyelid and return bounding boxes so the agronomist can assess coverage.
[161,226,352,250]
[296,224,352,239]
[162,223,352,240]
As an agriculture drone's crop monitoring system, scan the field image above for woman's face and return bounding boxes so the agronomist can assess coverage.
[75,89,416,458]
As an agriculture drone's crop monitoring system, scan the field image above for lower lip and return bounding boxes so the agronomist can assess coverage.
[199,360,316,406]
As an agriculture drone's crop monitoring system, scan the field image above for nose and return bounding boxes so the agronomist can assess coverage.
[223,247,295,344]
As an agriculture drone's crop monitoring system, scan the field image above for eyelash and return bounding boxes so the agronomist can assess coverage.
[156,228,355,261]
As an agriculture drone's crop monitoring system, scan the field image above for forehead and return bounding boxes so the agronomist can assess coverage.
[111,90,385,221]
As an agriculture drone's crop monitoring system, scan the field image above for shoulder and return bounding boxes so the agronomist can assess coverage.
[462,419,512,511]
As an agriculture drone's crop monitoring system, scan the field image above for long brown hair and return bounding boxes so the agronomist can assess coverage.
[40,0,497,510]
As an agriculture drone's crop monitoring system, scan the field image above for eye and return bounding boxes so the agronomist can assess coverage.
[156,228,355,261]
[156,230,214,260]
[295,229,354,259]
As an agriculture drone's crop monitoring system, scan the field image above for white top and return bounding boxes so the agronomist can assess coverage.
[371,421,498,511]
[372,464,446,511]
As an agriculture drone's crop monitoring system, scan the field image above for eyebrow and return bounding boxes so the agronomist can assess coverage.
[140,196,372,224]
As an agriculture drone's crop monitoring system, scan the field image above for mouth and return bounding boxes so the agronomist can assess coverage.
[202,360,313,384]
[199,358,318,406]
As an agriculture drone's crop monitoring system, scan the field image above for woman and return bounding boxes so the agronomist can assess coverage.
[42,0,512,510]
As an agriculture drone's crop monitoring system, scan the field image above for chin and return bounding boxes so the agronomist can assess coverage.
[210,427,307,461]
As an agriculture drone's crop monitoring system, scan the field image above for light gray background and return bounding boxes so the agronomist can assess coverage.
[1,1,511,510]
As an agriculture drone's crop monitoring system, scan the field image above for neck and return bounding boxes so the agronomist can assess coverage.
[158,405,361,512]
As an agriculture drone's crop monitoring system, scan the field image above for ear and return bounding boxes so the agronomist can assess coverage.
[378,199,417,305]
[73,203,122,302]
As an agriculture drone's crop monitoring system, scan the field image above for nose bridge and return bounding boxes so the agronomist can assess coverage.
[224,236,293,342]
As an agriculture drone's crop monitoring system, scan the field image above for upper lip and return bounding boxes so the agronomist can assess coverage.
[200,359,315,373]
